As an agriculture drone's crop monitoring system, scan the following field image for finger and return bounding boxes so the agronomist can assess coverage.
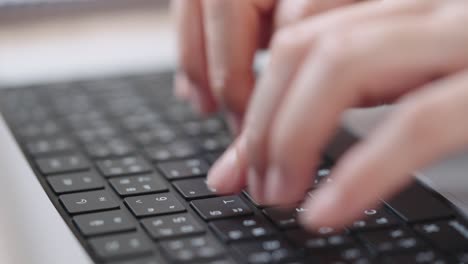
[244,0,438,204]
[302,68,468,229]
[173,0,217,113]
[202,0,275,117]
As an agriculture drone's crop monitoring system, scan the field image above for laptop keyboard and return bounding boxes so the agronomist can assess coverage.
[0,72,467,264]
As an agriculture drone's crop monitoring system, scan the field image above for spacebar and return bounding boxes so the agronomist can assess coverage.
[384,183,454,223]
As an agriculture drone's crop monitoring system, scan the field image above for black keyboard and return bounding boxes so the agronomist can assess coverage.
[0,72,467,264]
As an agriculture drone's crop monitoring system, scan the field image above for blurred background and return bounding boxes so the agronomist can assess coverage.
[0,0,174,87]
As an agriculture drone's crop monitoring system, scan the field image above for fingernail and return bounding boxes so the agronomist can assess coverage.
[264,165,286,205]
[207,146,238,191]
[300,187,340,228]
[247,167,265,205]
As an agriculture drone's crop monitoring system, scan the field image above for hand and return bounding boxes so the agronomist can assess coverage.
[207,0,468,230]
[172,0,358,132]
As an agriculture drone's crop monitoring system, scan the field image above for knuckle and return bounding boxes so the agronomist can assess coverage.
[398,100,440,143]
[270,28,303,57]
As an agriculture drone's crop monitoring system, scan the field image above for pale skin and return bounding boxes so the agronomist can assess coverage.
[173,0,468,230]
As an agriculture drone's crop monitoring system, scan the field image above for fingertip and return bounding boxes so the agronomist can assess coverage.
[299,186,344,229]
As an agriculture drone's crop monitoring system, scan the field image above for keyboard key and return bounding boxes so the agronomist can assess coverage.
[47,171,104,194]
[141,213,205,239]
[359,227,425,254]
[84,139,135,158]
[232,238,299,264]
[109,173,168,197]
[25,137,74,156]
[36,154,90,175]
[145,141,199,162]
[133,126,178,145]
[89,232,152,260]
[383,250,448,264]
[384,184,453,223]
[109,257,161,264]
[157,158,209,180]
[74,210,136,236]
[125,193,186,217]
[198,134,231,152]
[191,196,253,220]
[173,178,217,200]
[182,118,225,136]
[348,207,400,231]
[60,190,119,214]
[160,236,225,262]
[263,206,308,229]
[205,152,223,165]
[210,216,276,242]
[286,229,354,251]
[414,219,468,253]
[97,156,152,177]
[312,246,371,263]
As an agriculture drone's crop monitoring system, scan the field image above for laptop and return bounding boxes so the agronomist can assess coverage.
[0,71,467,264]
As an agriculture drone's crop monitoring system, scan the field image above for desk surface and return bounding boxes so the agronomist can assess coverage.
[0,7,176,87]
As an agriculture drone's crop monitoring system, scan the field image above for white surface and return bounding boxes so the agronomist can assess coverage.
[0,115,93,264]
[0,8,176,86]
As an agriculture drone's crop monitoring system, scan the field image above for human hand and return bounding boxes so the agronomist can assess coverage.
[207,0,468,230]
[172,0,358,132]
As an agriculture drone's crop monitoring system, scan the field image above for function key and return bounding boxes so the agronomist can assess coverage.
[141,213,205,240]
[232,238,299,264]
[97,156,152,178]
[263,206,308,229]
[89,232,152,260]
[25,137,74,156]
[414,219,468,253]
[36,154,90,175]
[359,227,425,254]
[125,193,185,217]
[74,210,136,236]
[157,158,209,180]
[348,207,400,231]
[210,215,276,242]
[384,184,453,223]
[160,236,225,263]
[47,170,104,194]
[60,190,119,214]
[109,173,168,197]
[286,229,354,251]
[173,178,217,200]
[191,196,253,221]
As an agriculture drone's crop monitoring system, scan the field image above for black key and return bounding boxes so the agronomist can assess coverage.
[198,134,231,152]
[74,210,136,236]
[25,137,74,156]
[84,139,135,158]
[173,178,217,200]
[109,173,168,197]
[182,118,225,136]
[232,238,298,264]
[348,207,400,231]
[262,206,308,229]
[457,252,468,263]
[359,227,425,254]
[89,232,152,260]
[383,250,448,264]
[109,257,161,264]
[286,229,354,251]
[36,154,90,175]
[191,196,253,220]
[133,126,178,145]
[158,158,209,180]
[160,235,225,262]
[60,190,119,214]
[17,121,61,139]
[47,171,104,194]
[243,191,266,208]
[210,216,276,242]
[141,213,205,239]
[312,246,371,264]
[125,193,186,217]
[384,184,453,223]
[414,219,468,253]
[145,141,199,162]
[97,156,152,177]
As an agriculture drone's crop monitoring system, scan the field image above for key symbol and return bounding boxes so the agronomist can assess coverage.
[76,199,87,205]
[63,178,73,186]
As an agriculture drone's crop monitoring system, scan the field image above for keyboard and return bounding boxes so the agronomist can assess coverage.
[0,72,467,264]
